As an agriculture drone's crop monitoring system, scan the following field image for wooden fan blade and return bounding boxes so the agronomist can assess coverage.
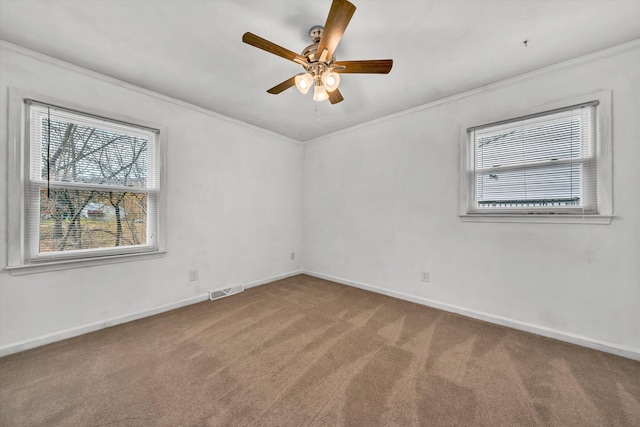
[317,0,356,59]
[267,76,297,94]
[242,32,306,64]
[328,88,344,104]
[333,59,393,74]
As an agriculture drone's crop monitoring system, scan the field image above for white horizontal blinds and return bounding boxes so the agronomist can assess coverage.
[29,104,156,191]
[27,102,159,259]
[471,102,598,212]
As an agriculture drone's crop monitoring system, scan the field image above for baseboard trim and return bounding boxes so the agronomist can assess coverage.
[0,269,303,357]
[303,270,640,361]
[245,269,303,289]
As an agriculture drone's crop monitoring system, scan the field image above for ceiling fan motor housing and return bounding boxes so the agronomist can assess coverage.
[303,26,334,65]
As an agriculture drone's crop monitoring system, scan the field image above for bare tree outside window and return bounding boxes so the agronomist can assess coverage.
[30,104,157,257]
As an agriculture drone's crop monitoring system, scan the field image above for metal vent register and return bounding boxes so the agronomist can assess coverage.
[209,285,244,301]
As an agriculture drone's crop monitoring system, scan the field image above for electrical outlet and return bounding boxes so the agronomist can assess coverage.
[291,252,295,260]
[189,270,199,282]
[421,271,429,283]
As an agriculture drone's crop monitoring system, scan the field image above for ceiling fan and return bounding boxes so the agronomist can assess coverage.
[242,0,393,104]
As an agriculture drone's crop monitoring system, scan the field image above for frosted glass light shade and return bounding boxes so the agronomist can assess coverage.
[295,73,313,94]
[321,71,340,92]
[313,84,329,102]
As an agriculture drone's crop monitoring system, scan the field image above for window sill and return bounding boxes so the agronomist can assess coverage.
[460,214,613,225]
[5,250,167,276]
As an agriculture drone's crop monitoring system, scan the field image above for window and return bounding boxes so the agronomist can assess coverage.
[460,92,612,224]
[7,89,166,274]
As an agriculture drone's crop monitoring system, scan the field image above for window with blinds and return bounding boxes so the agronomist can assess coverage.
[467,101,598,214]
[26,101,160,261]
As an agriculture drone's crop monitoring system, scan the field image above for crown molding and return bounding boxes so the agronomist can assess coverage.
[0,40,303,146]
[2,37,639,146]
[305,38,640,144]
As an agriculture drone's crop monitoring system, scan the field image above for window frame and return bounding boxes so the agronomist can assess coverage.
[459,91,613,224]
[6,88,167,275]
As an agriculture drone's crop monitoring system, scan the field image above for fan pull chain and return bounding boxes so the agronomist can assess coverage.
[315,103,320,123]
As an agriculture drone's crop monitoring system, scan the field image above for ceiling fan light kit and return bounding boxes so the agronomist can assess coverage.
[322,71,340,92]
[295,73,313,94]
[313,84,329,102]
[242,0,393,105]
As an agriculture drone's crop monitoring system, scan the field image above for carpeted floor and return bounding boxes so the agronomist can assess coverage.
[1,274,639,426]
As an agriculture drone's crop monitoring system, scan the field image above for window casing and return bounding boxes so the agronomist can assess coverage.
[459,92,612,223]
[7,89,166,274]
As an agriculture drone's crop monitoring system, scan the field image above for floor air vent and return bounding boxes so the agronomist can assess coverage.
[209,285,244,301]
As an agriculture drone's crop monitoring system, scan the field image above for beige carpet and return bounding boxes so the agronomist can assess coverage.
[1,274,639,426]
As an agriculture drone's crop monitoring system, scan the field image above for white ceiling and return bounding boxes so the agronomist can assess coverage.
[1,0,640,141]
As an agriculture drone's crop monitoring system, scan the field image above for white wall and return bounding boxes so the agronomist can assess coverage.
[2,40,639,360]
[0,43,303,354]
[303,43,640,358]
